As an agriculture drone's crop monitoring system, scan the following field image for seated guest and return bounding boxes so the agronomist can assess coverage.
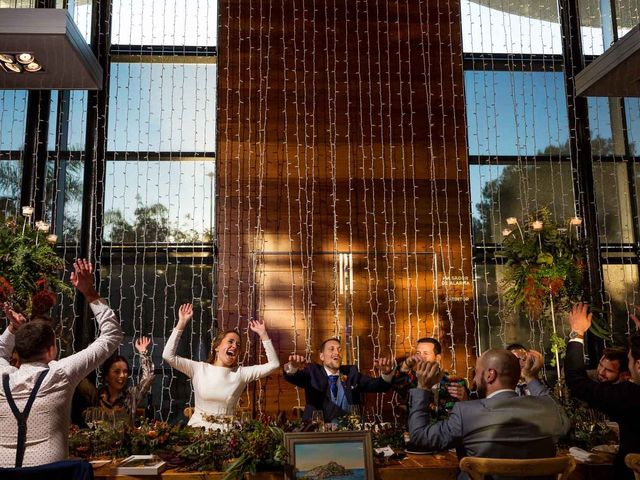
[95,336,155,422]
[391,337,467,421]
[283,337,393,423]
[408,349,569,478]
[162,303,279,430]
[507,343,549,396]
[566,303,640,480]
[587,347,630,384]
[0,259,123,467]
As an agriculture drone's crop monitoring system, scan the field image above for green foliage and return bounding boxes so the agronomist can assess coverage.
[499,208,586,318]
[549,333,566,367]
[0,216,71,314]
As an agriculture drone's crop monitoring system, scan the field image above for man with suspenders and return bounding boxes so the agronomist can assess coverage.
[0,259,123,467]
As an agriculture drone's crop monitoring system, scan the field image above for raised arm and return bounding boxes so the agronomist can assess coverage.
[240,318,280,382]
[57,259,123,385]
[357,357,394,392]
[283,354,312,387]
[162,303,198,377]
[0,304,26,365]
[129,336,156,407]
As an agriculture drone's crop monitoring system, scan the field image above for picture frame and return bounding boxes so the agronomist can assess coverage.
[284,431,375,480]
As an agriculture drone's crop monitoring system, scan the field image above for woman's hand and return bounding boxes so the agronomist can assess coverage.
[3,303,27,334]
[135,336,152,354]
[249,318,269,341]
[177,303,193,330]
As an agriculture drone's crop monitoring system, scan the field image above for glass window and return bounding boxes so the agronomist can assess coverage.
[587,98,615,156]
[108,63,217,152]
[460,0,562,54]
[593,162,634,244]
[615,0,640,38]
[0,159,21,217]
[0,0,34,6]
[465,71,569,156]
[625,98,640,155]
[470,162,574,244]
[0,91,28,151]
[578,0,606,55]
[43,159,84,243]
[48,91,89,151]
[103,160,215,243]
[111,0,217,46]
[602,263,639,343]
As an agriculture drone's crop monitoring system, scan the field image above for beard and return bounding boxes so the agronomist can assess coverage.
[476,377,488,399]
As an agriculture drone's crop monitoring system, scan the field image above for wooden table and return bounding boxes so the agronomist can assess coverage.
[92,452,612,480]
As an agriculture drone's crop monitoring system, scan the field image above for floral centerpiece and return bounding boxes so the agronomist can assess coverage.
[0,211,70,315]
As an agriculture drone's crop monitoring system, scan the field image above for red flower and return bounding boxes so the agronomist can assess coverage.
[35,277,48,288]
[0,276,13,303]
[31,289,56,315]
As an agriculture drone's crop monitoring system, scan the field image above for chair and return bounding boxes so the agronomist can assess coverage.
[459,456,576,480]
[0,459,94,480]
[626,453,640,480]
[184,406,194,419]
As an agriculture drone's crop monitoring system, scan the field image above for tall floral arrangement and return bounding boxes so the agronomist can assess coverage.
[0,210,70,315]
[499,208,587,376]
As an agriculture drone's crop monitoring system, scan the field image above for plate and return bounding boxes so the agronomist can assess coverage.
[404,449,438,455]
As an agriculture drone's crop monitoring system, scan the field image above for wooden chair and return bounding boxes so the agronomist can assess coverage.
[459,456,576,480]
[626,453,640,480]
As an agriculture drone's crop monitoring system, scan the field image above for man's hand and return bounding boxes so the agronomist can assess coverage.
[447,382,469,401]
[568,303,591,336]
[177,303,193,330]
[522,350,544,382]
[3,303,26,334]
[70,259,100,303]
[286,354,306,371]
[249,318,269,341]
[374,357,393,375]
[403,354,421,371]
[135,336,152,354]
[414,360,443,390]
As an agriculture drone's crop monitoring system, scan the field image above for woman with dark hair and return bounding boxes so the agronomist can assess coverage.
[96,337,155,421]
[162,303,280,430]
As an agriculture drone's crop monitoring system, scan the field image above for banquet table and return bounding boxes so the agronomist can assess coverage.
[91,452,613,480]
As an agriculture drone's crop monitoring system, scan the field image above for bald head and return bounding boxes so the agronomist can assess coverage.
[474,348,521,398]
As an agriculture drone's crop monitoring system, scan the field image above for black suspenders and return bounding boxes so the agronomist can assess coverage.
[2,369,49,468]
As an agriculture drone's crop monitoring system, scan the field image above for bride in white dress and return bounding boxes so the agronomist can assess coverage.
[162,303,280,430]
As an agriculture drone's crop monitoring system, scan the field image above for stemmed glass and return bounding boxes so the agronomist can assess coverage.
[311,410,325,432]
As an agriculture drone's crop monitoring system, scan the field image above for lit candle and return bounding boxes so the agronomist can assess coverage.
[502,228,512,237]
[35,221,49,232]
[46,234,57,244]
[506,217,518,226]
[532,220,543,231]
[570,217,582,226]
[21,206,34,217]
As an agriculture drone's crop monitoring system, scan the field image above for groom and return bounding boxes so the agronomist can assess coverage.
[284,337,393,422]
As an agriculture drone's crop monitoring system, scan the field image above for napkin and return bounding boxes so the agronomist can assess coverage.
[569,446,616,464]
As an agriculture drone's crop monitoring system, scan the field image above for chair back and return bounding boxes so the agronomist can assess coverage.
[0,459,94,480]
[626,453,640,480]
[459,456,576,480]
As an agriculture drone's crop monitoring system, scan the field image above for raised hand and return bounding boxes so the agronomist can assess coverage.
[286,354,307,371]
[414,360,443,390]
[177,303,193,329]
[3,303,26,334]
[249,318,269,340]
[135,336,152,354]
[522,350,544,382]
[70,259,99,302]
[374,357,393,375]
[568,303,592,335]
[447,382,469,401]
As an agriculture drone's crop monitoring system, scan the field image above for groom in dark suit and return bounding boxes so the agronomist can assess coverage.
[283,338,393,422]
[408,349,569,479]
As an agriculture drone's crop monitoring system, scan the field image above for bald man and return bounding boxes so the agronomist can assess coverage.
[408,349,569,479]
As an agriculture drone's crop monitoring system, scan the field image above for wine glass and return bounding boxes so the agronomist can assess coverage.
[311,410,325,432]
[83,407,98,429]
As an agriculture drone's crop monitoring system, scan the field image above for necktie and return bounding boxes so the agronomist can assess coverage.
[329,375,339,399]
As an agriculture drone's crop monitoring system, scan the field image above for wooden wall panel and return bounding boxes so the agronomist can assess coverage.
[217,0,475,418]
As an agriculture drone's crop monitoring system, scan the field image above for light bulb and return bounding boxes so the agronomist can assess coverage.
[531,220,543,231]
[0,54,14,63]
[16,53,34,64]
[506,217,518,225]
[24,62,42,72]
[22,206,34,217]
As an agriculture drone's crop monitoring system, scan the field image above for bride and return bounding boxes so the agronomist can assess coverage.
[162,303,280,430]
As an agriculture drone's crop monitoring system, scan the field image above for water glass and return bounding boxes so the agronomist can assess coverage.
[311,410,325,431]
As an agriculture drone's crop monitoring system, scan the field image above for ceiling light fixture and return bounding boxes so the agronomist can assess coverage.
[0,52,43,73]
[16,52,34,64]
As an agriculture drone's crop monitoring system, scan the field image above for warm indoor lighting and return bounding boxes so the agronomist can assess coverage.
[24,61,41,72]
[46,234,57,244]
[506,217,518,225]
[16,52,34,64]
[35,221,49,232]
[3,61,21,73]
[531,220,544,231]
[21,205,34,217]
[502,228,512,237]
[0,53,13,63]
[570,216,582,226]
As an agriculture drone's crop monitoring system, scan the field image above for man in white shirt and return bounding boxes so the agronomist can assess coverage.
[0,259,123,467]
[408,349,569,479]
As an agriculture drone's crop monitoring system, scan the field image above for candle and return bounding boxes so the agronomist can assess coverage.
[21,206,34,217]
[502,228,512,237]
[570,217,582,226]
[506,217,518,225]
[46,234,57,244]
[35,221,50,232]
[532,220,543,231]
